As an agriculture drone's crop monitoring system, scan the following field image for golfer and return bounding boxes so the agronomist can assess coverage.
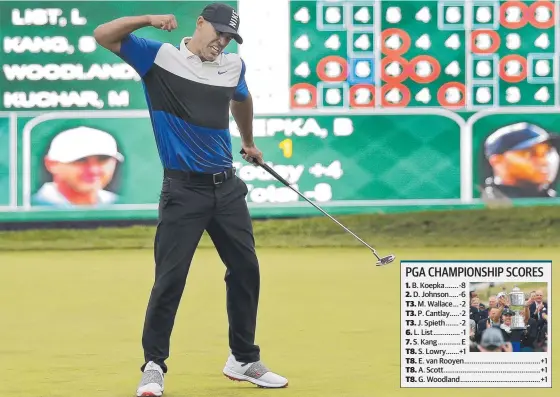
[94,3,288,396]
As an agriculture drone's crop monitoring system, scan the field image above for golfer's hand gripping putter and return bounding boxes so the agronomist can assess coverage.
[239,150,395,266]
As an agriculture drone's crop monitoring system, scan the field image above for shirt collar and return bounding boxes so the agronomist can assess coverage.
[179,37,222,65]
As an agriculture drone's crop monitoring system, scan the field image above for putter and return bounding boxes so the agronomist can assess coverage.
[239,150,395,266]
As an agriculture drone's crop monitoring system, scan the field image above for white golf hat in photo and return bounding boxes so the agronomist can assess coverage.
[46,126,124,163]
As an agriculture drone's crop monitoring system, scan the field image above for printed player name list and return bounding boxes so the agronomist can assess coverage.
[401,261,551,388]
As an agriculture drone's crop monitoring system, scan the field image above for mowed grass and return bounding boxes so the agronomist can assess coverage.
[0,247,557,397]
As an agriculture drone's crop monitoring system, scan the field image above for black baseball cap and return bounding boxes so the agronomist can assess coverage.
[502,308,514,316]
[200,3,243,44]
[484,122,558,158]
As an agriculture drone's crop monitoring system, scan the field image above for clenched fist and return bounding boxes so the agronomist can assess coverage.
[149,15,178,32]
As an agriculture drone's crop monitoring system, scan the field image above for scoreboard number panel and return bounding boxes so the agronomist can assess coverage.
[289,0,559,111]
[493,0,557,107]
[381,0,466,108]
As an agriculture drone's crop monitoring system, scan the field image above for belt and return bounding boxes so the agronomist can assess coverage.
[164,167,236,185]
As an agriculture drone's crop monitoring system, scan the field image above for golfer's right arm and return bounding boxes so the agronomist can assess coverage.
[94,15,176,77]
[94,16,151,53]
[93,15,177,53]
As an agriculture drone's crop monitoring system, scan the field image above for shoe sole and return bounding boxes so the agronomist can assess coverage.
[136,385,163,397]
[223,368,288,388]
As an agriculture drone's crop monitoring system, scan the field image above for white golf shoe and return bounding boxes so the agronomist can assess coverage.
[136,361,165,397]
[223,354,288,388]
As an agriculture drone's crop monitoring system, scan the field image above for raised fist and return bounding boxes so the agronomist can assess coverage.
[149,15,178,32]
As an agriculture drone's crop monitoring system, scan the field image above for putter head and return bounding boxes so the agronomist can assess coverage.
[376,254,395,266]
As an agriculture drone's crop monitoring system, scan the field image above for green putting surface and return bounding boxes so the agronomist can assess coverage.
[1,247,556,396]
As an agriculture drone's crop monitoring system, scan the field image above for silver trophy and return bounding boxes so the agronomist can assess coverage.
[508,286,526,330]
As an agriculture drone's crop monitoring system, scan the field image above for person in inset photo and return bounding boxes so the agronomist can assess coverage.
[471,326,513,353]
[528,289,548,323]
[32,126,124,207]
[498,307,515,342]
[480,122,560,199]
[476,306,502,343]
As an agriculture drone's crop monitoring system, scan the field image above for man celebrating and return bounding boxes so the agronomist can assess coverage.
[94,3,288,396]
[470,296,487,324]
[487,295,498,309]
[33,126,123,207]
[529,289,548,328]
[476,306,503,343]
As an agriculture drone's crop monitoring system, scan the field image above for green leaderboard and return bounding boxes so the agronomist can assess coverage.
[289,0,559,109]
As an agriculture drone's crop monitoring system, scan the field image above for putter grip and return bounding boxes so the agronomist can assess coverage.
[239,149,291,187]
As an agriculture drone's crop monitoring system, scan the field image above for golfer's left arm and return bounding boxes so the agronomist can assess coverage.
[230,58,255,149]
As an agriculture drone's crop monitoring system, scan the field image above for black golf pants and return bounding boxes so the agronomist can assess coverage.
[141,169,260,373]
